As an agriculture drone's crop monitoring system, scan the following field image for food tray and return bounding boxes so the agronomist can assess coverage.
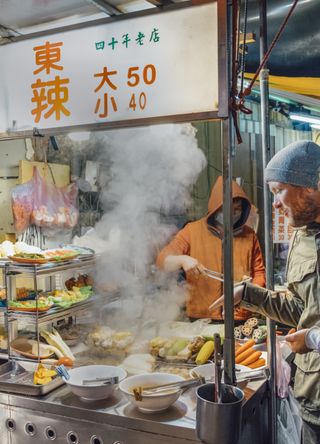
[8,256,49,264]
[0,361,64,396]
[8,304,53,312]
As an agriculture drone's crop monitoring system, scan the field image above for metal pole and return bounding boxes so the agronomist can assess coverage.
[223,0,235,386]
[259,1,277,443]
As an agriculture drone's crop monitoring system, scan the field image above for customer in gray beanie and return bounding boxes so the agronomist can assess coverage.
[265,140,320,188]
[212,140,320,444]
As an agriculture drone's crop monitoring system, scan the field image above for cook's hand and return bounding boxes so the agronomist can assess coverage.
[285,329,310,354]
[180,256,206,276]
[209,284,245,311]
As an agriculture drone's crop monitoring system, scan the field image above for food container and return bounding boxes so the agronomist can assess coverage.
[119,372,184,413]
[196,383,244,444]
[63,365,126,401]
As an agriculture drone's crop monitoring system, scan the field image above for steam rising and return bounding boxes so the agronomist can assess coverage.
[81,124,206,330]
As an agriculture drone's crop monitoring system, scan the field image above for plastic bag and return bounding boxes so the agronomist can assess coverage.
[11,179,34,233]
[276,337,291,398]
[30,167,78,232]
[277,388,302,444]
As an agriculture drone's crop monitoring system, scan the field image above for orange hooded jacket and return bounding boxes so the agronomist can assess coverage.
[156,176,265,320]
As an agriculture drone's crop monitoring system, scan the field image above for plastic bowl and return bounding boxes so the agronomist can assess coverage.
[63,365,127,400]
[119,372,184,413]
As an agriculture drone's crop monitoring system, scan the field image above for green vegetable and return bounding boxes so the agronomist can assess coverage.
[167,339,189,356]
[40,328,75,360]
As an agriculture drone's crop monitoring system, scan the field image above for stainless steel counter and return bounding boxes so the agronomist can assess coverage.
[0,378,268,444]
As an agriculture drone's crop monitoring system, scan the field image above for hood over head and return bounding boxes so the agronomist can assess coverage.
[206,176,252,234]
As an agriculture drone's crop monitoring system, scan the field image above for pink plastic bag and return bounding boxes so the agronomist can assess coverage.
[30,168,78,232]
[11,179,34,233]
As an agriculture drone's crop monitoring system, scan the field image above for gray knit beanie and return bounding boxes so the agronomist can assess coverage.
[265,140,320,188]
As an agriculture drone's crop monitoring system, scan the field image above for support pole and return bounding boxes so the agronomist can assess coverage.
[223,0,235,386]
[259,1,277,442]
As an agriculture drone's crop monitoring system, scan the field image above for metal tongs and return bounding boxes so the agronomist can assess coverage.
[203,267,252,288]
[132,376,205,401]
[206,269,252,310]
[214,333,222,403]
[202,268,224,283]
[82,376,119,386]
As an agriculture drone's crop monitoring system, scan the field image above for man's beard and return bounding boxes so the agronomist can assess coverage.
[289,197,319,227]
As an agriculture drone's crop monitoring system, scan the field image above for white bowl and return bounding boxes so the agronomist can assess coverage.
[191,354,267,381]
[63,365,127,400]
[119,372,184,413]
[190,363,248,380]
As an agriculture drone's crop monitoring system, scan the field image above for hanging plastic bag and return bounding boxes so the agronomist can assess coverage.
[277,388,302,444]
[276,337,291,398]
[11,178,34,233]
[30,167,78,233]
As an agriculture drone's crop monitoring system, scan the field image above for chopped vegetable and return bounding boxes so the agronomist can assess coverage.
[40,328,75,360]
[31,342,63,358]
[34,363,57,385]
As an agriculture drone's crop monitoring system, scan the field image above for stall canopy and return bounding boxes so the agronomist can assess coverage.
[244,0,320,98]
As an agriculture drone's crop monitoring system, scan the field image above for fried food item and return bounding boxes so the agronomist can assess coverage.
[65,274,93,290]
[240,351,262,366]
[235,347,255,364]
[188,336,206,353]
[248,358,265,369]
[235,339,255,357]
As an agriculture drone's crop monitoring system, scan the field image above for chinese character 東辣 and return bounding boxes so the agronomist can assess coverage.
[31,41,70,122]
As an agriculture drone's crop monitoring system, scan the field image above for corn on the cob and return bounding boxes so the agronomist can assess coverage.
[195,340,214,365]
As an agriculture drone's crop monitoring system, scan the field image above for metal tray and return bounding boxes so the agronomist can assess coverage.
[0,361,64,396]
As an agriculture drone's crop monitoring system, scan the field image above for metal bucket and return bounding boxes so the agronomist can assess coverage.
[196,383,244,444]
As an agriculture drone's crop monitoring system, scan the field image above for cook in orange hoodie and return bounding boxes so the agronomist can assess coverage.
[156,176,266,321]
